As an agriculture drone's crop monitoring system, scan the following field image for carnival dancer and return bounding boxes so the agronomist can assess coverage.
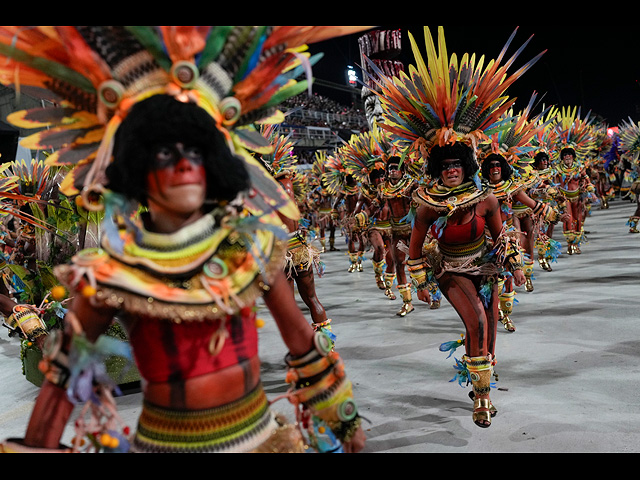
[344,128,397,297]
[619,118,640,232]
[324,155,365,273]
[483,96,555,294]
[554,147,592,254]
[0,25,367,454]
[257,126,332,337]
[552,107,597,255]
[379,156,423,316]
[531,152,564,271]
[480,153,556,331]
[310,151,340,252]
[365,25,545,427]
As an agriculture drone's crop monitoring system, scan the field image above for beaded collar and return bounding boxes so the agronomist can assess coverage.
[489,179,523,201]
[380,176,415,199]
[412,180,491,214]
[55,211,287,321]
[555,160,583,179]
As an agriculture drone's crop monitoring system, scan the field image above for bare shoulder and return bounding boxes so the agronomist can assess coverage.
[478,193,499,216]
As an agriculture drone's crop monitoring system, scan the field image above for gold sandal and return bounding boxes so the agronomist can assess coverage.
[465,355,494,428]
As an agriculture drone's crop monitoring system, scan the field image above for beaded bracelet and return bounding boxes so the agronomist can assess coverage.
[285,331,360,443]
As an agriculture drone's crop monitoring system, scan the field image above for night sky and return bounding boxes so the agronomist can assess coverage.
[308,25,640,126]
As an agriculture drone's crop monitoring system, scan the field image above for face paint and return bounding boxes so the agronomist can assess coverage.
[441,159,464,187]
[145,142,207,217]
[488,161,503,183]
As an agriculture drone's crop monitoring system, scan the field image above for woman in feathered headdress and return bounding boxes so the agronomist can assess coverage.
[529,109,565,271]
[478,98,561,332]
[0,26,368,453]
[366,25,545,428]
[324,150,365,273]
[255,124,332,340]
[619,118,640,232]
[551,107,596,255]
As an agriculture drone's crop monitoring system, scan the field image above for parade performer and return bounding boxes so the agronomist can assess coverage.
[324,155,365,273]
[480,152,557,331]
[0,25,367,454]
[365,25,544,427]
[589,126,615,210]
[619,118,640,232]
[552,107,597,255]
[344,127,397,296]
[531,151,564,271]
[257,126,332,337]
[310,151,340,252]
[483,96,555,294]
[379,155,423,316]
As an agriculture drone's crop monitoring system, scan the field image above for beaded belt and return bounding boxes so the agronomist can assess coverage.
[131,384,286,453]
[371,219,392,231]
[438,236,485,263]
[559,187,580,202]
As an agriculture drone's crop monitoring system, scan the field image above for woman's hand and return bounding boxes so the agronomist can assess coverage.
[341,425,366,453]
[416,288,432,304]
[512,269,526,287]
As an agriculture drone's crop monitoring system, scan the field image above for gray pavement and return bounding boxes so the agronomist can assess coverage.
[2,198,640,452]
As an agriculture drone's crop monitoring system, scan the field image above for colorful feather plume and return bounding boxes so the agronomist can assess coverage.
[551,106,597,161]
[0,26,371,220]
[619,118,640,161]
[362,26,546,162]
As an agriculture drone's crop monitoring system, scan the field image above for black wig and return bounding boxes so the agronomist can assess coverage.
[533,151,549,170]
[426,143,478,181]
[481,153,512,182]
[560,147,576,159]
[106,94,250,206]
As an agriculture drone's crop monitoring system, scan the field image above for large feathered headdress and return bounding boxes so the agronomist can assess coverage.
[481,92,552,168]
[0,26,371,218]
[618,117,640,162]
[551,106,596,161]
[338,124,394,184]
[363,26,546,163]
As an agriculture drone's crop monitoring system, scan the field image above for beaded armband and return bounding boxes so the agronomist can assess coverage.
[532,201,559,224]
[354,211,369,229]
[407,257,431,291]
[504,243,524,272]
[285,331,361,443]
[6,306,48,342]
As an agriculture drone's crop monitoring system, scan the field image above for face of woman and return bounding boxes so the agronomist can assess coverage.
[440,159,464,187]
[487,160,503,184]
[387,162,402,181]
[145,142,207,218]
[562,153,574,166]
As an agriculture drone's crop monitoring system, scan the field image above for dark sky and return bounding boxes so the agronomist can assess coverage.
[308,25,640,126]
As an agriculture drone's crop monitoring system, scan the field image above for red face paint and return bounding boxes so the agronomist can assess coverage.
[145,143,207,217]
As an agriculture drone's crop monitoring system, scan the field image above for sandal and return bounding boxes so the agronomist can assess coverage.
[501,315,516,332]
[469,390,497,417]
[473,396,492,428]
[464,355,494,428]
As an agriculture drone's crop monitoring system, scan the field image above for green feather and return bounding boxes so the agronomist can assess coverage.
[124,26,171,71]
[198,26,235,68]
